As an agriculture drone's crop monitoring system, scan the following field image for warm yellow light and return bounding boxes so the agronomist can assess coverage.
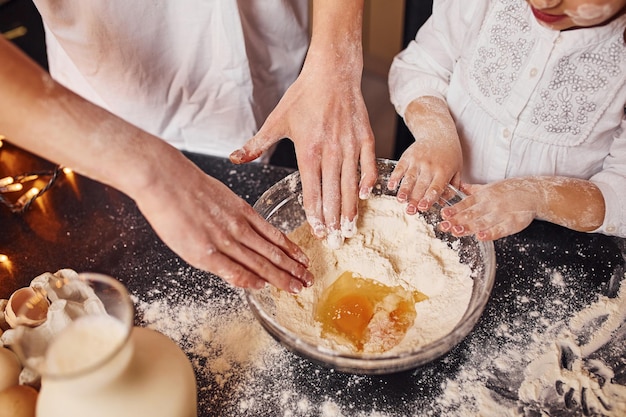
[1,183,23,192]
[2,26,27,41]
[0,254,8,263]
[26,187,40,197]
[16,187,40,207]
[0,176,13,187]
[19,174,39,183]
[62,167,73,174]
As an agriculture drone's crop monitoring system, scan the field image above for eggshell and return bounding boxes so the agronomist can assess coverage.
[5,287,49,329]
[0,385,37,417]
[0,347,21,391]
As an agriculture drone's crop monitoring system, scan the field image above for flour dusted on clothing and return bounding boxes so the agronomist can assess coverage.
[272,195,474,354]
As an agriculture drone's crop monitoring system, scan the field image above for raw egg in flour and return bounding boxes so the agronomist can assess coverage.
[315,271,428,353]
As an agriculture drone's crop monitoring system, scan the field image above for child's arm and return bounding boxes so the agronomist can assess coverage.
[388,1,486,214]
[387,96,463,215]
[439,177,605,241]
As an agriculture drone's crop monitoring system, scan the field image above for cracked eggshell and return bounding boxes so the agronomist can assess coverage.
[0,346,22,392]
[5,288,49,329]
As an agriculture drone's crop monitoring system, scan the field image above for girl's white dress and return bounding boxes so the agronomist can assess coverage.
[389,0,626,237]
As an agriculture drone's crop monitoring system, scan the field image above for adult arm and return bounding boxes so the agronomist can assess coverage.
[0,37,312,293]
[230,0,378,249]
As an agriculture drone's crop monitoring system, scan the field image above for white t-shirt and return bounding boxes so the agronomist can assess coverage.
[32,0,309,160]
[389,0,626,237]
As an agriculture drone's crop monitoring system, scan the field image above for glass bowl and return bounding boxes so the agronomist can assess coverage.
[246,159,495,375]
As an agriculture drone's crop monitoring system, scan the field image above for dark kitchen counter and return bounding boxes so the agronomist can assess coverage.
[1,144,624,416]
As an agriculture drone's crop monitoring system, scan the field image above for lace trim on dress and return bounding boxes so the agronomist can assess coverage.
[531,39,624,135]
[470,0,625,139]
[470,0,534,105]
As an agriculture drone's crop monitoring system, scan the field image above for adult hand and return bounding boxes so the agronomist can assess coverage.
[0,37,312,294]
[229,0,378,249]
[230,63,377,248]
[133,152,313,293]
[388,96,463,214]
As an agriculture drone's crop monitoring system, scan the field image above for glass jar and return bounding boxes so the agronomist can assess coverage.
[9,271,197,417]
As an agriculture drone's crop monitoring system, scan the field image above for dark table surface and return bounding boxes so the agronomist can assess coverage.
[1,144,625,417]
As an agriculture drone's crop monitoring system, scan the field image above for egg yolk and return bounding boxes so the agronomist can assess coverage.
[315,271,428,352]
[329,293,374,344]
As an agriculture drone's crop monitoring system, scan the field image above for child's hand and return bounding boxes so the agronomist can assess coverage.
[439,180,540,241]
[439,176,606,240]
[388,96,463,215]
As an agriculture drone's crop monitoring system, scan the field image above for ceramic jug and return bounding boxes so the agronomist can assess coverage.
[6,270,197,417]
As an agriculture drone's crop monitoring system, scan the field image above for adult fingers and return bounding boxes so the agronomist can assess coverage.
[299,153,325,239]
[230,123,283,164]
[358,144,378,200]
[207,217,312,293]
[339,150,360,240]
[321,148,343,248]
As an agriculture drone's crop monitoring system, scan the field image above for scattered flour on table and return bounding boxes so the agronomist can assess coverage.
[132,269,626,416]
[430,269,626,417]
[131,234,626,416]
[272,195,474,354]
[134,286,383,416]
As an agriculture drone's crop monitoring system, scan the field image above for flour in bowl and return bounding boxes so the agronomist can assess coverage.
[271,195,474,354]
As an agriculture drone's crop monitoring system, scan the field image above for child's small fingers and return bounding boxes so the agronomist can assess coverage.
[387,160,410,191]
[397,173,418,203]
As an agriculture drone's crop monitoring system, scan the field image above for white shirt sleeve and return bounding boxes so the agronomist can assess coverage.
[590,117,626,237]
[388,0,486,117]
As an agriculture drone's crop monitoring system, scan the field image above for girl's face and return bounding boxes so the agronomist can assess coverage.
[527,0,626,30]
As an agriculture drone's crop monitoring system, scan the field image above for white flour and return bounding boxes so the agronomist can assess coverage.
[129,224,626,416]
[432,270,626,417]
[132,266,626,416]
[271,195,473,354]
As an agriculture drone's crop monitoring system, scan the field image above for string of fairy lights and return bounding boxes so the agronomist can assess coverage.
[0,136,68,214]
[0,136,73,266]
